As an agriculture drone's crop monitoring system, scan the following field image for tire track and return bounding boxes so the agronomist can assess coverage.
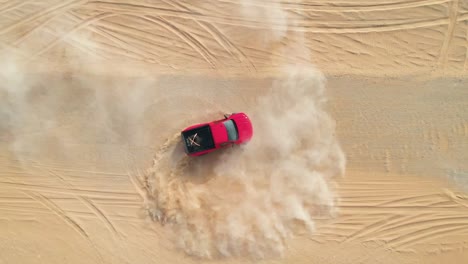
[199,22,257,72]
[0,166,139,228]
[8,10,106,60]
[92,20,191,63]
[389,224,468,250]
[287,9,313,20]
[26,191,89,238]
[338,190,455,196]
[90,198,141,206]
[218,0,451,12]
[143,132,182,223]
[27,12,117,62]
[29,159,76,189]
[0,0,87,35]
[0,34,29,57]
[167,4,235,58]
[162,20,236,62]
[340,205,463,213]
[10,5,70,46]
[142,15,217,68]
[159,0,256,71]
[0,180,139,200]
[0,208,146,224]
[375,193,447,206]
[0,0,33,16]
[66,10,169,63]
[25,191,105,264]
[69,211,144,222]
[77,196,120,238]
[342,214,402,242]
[152,133,181,165]
[241,45,311,64]
[1,204,143,222]
[92,42,167,63]
[85,1,463,33]
[438,0,459,67]
[81,24,159,63]
[125,151,146,202]
[371,215,468,239]
[333,170,468,252]
[364,213,434,237]
[90,15,208,63]
[30,164,128,177]
[86,1,193,17]
[20,158,127,195]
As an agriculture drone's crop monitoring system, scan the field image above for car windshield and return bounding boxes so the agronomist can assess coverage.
[223,120,239,141]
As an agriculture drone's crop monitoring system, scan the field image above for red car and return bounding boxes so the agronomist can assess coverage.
[181,112,253,156]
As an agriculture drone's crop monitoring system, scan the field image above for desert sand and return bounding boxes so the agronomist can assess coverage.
[1,0,468,263]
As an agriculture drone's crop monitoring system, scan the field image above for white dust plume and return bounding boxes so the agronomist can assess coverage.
[144,66,346,259]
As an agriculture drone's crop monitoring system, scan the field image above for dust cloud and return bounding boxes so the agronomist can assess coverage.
[0,29,158,167]
[144,65,346,258]
[142,0,345,259]
[1,0,345,260]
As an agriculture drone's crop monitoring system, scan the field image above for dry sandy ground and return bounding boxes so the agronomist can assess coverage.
[1,1,468,263]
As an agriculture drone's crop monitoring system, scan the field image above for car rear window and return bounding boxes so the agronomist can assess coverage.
[223,120,239,141]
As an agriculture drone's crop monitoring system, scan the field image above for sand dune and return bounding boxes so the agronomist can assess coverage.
[2,0,468,76]
[1,1,468,263]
